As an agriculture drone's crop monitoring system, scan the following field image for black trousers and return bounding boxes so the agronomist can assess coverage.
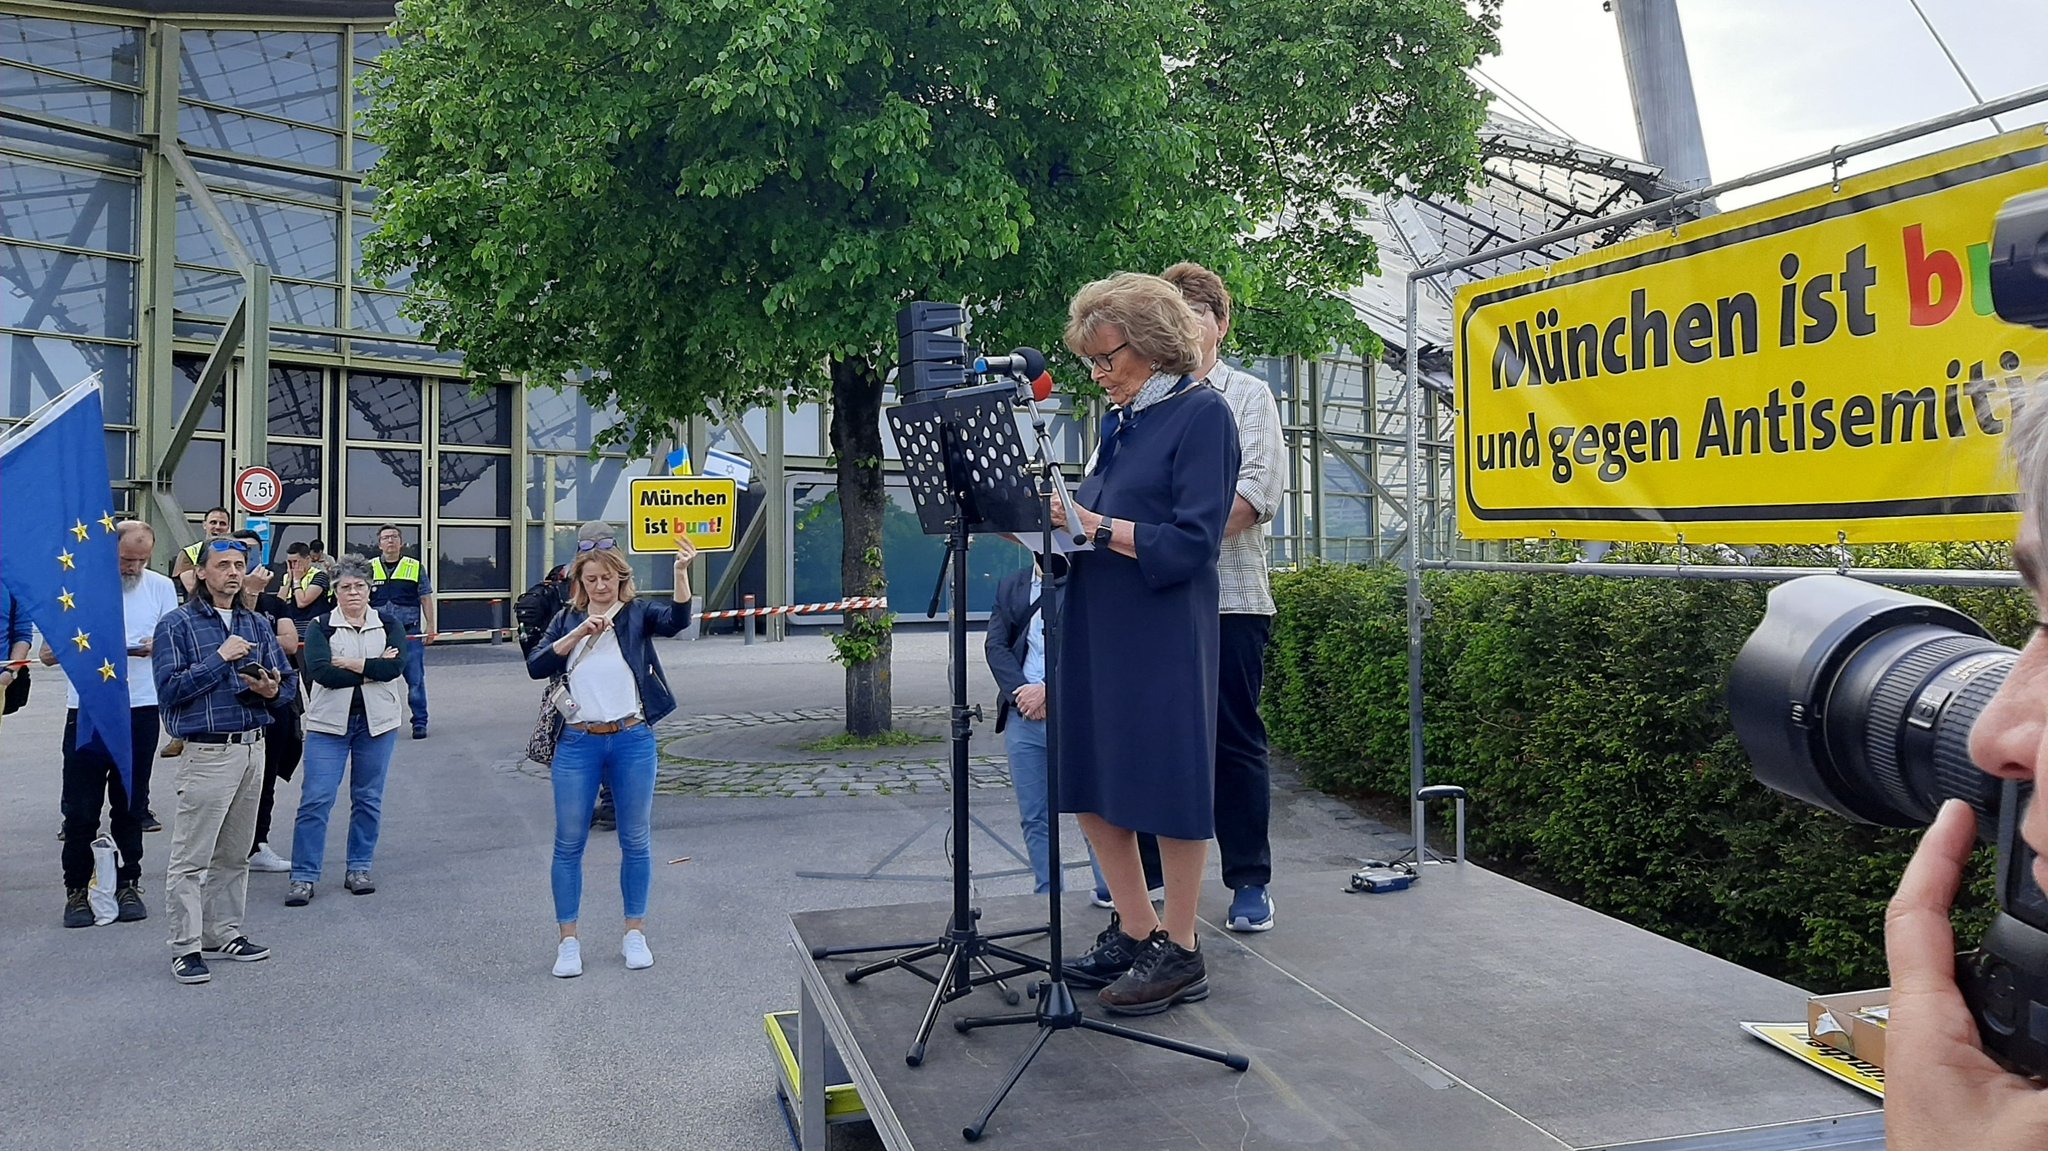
[60,707,158,889]
[251,711,303,852]
[1129,614,1273,891]
[1213,614,1274,889]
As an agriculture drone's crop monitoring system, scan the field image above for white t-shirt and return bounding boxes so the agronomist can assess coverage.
[66,570,181,709]
[567,628,641,724]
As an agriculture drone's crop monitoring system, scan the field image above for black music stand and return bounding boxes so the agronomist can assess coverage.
[952,385,1249,1140]
[806,383,1054,1066]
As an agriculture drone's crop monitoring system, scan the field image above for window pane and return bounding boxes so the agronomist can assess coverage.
[177,104,339,169]
[437,526,510,592]
[0,158,139,254]
[1,16,142,84]
[349,338,458,365]
[0,63,139,131]
[789,480,1020,616]
[179,29,341,127]
[175,193,338,282]
[343,521,413,560]
[105,429,130,485]
[190,156,342,206]
[267,365,321,438]
[352,288,420,336]
[272,280,338,328]
[547,453,636,524]
[173,266,242,317]
[438,451,509,519]
[171,354,224,432]
[345,371,420,442]
[273,330,339,353]
[2,334,132,421]
[352,29,394,63]
[437,597,504,633]
[267,442,322,516]
[173,437,223,513]
[439,381,510,446]
[527,385,626,450]
[346,445,420,517]
[5,122,142,172]
[0,243,136,339]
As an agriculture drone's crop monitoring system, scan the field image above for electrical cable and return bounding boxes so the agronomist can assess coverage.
[1904,0,2006,132]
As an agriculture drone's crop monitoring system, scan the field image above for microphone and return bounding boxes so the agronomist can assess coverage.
[974,347,1054,402]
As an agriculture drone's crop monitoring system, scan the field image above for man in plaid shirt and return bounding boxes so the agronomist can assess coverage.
[1163,263,1288,933]
[153,536,295,985]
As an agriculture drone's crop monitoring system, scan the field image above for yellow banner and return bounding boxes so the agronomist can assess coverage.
[626,477,738,553]
[1455,128,2048,543]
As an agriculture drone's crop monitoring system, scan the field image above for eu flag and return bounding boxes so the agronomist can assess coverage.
[0,381,133,792]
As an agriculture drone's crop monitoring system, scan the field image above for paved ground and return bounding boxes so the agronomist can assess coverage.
[0,629,1405,1151]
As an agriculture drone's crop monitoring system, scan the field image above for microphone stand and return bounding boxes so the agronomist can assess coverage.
[954,387,1248,1143]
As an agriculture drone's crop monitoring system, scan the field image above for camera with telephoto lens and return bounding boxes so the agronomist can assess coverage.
[1726,189,2048,1077]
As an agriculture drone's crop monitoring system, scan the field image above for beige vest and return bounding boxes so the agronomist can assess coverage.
[306,610,407,737]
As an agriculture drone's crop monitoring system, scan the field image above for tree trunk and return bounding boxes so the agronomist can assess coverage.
[828,355,892,736]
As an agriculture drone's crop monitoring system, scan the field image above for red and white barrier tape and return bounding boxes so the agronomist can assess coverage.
[2,598,893,664]
[697,596,888,622]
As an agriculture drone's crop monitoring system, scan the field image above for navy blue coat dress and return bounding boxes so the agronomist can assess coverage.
[1055,382,1241,840]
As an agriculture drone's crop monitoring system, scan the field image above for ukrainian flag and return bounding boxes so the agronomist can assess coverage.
[665,447,692,476]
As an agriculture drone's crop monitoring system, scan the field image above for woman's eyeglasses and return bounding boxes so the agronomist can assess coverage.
[576,537,618,553]
[1080,342,1129,373]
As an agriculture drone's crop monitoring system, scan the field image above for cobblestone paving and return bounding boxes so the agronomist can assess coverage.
[505,705,1015,797]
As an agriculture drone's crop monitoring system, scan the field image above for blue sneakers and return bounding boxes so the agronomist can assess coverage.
[1227,885,1275,932]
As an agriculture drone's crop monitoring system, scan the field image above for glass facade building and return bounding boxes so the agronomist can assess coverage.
[10,5,1669,633]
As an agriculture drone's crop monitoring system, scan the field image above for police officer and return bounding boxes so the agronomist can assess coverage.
[368,524,435,739]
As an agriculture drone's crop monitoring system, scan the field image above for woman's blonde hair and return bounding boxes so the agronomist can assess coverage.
[1064,272,1203,376]
[567,547,635,611]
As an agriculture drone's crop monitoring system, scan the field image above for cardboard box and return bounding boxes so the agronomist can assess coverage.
[1807,988,1889,1070]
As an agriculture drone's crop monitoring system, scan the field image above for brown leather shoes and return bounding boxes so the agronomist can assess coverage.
[1098,931,1208,1016]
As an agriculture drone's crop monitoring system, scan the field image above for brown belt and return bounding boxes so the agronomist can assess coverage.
[570,716,644,735]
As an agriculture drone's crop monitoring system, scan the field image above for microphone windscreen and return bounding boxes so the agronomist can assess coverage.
[1030,372,1054,403]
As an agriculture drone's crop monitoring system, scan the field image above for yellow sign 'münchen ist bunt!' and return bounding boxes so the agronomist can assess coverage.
[1454,127,2048,544]
[627,477,738,553]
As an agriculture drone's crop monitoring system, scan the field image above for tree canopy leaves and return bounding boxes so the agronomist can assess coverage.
[361,0,1500,439]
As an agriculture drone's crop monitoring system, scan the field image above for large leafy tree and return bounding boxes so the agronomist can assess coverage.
[362,0,1498,734]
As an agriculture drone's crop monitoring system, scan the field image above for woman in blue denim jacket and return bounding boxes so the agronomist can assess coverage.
[526,531,694,977]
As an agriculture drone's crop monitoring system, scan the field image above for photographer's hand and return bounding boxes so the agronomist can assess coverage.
[1885,799,2048,1150]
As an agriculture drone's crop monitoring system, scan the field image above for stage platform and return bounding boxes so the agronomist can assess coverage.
[787,863,1883,1150]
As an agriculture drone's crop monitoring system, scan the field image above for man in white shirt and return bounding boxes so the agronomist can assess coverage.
[49,520,182,927]
[1163,262,1288,933]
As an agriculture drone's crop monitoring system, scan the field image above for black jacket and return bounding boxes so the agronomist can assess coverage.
[984,568,1058,733]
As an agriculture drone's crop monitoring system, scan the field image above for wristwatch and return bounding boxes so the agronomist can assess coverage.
[1093,517,1115,548]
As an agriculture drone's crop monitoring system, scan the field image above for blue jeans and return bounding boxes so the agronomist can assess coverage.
[1004,716,1107,896]
[290,713,398,882]
[550,724,656,924]
[1003,717,1053,893]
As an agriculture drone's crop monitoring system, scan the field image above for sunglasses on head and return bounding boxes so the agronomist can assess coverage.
[576,537,618,552]
[205,539,251,554]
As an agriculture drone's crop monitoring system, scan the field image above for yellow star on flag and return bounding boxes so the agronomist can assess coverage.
[70,520,89,541]
[57,550,75,570]
[99,512,118,533]
[71,628,91,652]
[57,589,75,611]
[98,660,118,682]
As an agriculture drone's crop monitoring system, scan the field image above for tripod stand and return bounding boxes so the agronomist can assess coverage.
[954,387,1248,1142]
[806,384,1056,1067]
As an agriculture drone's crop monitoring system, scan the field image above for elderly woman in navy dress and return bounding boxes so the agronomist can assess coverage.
[1050,272,1240,1015]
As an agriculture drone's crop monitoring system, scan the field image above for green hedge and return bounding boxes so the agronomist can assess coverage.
[1266,562,2025,990]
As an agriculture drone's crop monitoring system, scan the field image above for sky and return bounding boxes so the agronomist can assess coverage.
[1482,0,2048,207]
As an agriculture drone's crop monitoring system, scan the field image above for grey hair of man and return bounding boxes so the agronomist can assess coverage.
[115,519,154,589]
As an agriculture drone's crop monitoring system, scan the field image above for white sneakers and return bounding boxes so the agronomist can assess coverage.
[623,930,654,970]
[553,932,654,976]
[553,937,582,978]
[248,843,291,872]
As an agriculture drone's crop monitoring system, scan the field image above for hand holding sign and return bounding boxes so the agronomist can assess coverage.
[671,527,699,567]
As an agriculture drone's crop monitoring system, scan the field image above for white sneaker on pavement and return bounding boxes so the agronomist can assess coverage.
[248,844,291,872]
[553,937,582,978]
[622,929,654,970]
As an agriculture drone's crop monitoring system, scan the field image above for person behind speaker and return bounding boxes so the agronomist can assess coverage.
[1886,395,2048,1149]
[1048,272,1240,1015]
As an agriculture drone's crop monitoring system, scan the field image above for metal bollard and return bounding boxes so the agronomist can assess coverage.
[490,598,504,644]
[742,594,755,645]
[1415,784,1469,864]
